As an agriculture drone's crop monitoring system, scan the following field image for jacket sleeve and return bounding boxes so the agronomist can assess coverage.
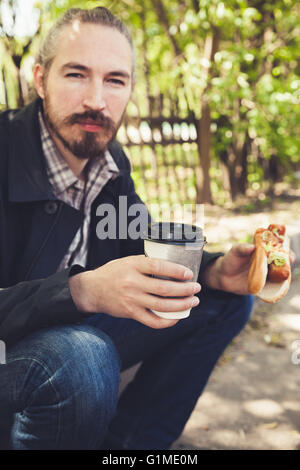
[0,266,85,348]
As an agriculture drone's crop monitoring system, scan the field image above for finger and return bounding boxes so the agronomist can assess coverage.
[142,292,199,313]
[138,256,194,281]
[132,307,180,329]
[142,275,201,297]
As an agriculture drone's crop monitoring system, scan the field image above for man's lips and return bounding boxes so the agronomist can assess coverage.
[76,121,104,133]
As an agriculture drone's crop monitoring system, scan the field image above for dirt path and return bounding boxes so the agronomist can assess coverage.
[172,271,300,450]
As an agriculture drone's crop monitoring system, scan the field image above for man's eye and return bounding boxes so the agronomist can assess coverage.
[66,73,84,78]
[108,78,125,85]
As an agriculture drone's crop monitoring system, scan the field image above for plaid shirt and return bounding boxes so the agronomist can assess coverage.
[38,110,119,271]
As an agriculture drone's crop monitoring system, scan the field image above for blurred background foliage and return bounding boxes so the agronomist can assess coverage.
[0,0,299,209]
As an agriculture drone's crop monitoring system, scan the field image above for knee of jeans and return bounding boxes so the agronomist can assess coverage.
[240,293,254,319]
[61,326,121,422]
[227,293,254,332]
[201,291,254,332]
[9,325,121,419]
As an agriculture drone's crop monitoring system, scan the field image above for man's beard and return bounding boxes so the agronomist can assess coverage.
[43,93,121,160]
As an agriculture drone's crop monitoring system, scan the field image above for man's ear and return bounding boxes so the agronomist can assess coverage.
[33,64,46,99]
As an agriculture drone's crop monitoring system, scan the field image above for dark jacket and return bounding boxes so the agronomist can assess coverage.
[0,99,220,347]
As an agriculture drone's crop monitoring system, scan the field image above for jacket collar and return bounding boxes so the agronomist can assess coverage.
[8,99,56,202]
[8,98,129,203]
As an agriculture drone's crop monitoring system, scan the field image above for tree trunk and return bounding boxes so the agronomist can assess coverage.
[220,150,232,203]
[228,149,239,201]
[239,138,249,194]
[2,68,8,108]
[16,67,24,108]
[268,154,282,183]
[195,28,220,203]
[196,98,212,203]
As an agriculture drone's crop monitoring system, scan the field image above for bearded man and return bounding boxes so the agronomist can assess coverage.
[0,7,255,450]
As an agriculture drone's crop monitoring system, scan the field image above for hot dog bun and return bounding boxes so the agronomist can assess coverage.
[257,274,291,303]
[248,244,268,295]
[248,224,291,303]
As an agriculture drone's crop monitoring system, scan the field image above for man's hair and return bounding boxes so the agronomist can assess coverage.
[36,6,135,79]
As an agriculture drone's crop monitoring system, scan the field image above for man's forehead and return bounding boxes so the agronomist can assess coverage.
[52,21,133,73]
[58,21,131,51]
[61,20,95,41]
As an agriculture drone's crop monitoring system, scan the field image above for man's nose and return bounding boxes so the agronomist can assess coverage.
[82,81,106,110]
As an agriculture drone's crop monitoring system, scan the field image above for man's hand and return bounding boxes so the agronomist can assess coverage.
[201,244,296,295]
[203,244,255,295]
[69,255,201,329]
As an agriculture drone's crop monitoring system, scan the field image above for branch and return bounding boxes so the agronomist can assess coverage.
[202,26,221,86]
[149,0,183,57]
[192,0,200,13]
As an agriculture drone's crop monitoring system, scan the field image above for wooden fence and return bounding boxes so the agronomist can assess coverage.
[119,115,201,207]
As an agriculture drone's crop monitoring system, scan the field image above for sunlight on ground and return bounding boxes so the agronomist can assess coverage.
[256,425,300,450]
[243,399,284,418]
[282,401,300,412]
[184,392,241,430]
[277,313,300,331]
[288,295,300,311]
[212,429,245,448]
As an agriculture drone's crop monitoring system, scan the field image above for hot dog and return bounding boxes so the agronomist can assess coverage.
[248,224,291,303]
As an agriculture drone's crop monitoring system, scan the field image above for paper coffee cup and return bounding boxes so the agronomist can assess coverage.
[144,222,206,319]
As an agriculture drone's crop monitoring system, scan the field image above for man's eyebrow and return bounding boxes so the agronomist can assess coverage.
[109,70,131,80]
[61,62,90,72]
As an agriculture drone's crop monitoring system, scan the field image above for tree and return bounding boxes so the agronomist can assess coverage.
[1,0,299,205]
[0,0,42,107]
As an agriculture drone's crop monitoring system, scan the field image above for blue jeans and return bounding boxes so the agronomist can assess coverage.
[0,288,253,450]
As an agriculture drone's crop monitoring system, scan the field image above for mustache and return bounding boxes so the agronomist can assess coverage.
[64,110,116,132]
